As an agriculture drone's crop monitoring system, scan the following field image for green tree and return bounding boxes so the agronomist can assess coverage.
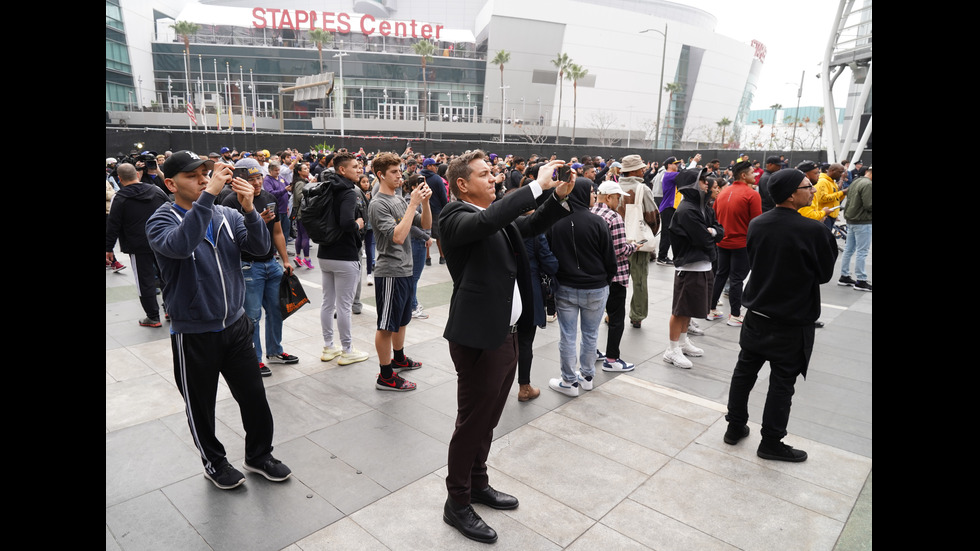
[664,82,683,146]
[552,53,571,143]
[716,117,732,147]
[308,29,333,73]
[412,39,436,138]
[491,49,511,141]
[565,63,588,142]
[169,21,200,115]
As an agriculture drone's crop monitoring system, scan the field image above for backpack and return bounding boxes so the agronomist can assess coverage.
[300,182,345,246]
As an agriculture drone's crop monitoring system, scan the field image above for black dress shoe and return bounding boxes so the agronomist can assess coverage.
[471,485,519,510]
[443,497,497,543]
[814,320,825,328]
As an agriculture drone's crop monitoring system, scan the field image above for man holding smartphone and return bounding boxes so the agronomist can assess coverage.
[222,158,298,376]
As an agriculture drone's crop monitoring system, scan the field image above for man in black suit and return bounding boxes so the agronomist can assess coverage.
[439,152,571,544]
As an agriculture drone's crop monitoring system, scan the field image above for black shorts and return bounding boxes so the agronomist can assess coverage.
[375,276,413,332]
[671,270,713,318]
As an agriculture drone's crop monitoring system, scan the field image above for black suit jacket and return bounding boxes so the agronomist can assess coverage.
[440,186,570,350]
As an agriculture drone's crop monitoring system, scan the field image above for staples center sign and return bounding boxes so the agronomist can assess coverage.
[252,8,445,40]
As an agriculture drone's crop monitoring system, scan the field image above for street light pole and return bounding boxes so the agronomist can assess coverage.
[334,51,348,136]
[499,85,509,142]
[641,24,668,149]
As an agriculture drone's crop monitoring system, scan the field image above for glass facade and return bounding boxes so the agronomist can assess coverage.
[106,0,135,111]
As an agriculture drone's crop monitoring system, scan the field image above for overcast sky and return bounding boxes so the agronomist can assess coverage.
[684,0,851,111]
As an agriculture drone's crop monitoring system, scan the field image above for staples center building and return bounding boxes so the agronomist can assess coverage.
[107,0,763,146]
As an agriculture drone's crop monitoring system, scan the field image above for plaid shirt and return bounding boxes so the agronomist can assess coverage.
[590,203,636,286]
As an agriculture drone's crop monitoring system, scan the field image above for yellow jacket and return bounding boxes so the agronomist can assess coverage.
[812,173,845,218]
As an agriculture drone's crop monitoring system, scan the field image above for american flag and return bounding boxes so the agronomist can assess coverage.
[186,101,197,125]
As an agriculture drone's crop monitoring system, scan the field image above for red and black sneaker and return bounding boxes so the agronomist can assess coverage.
[376,373,417,391]
[391,356,422,371]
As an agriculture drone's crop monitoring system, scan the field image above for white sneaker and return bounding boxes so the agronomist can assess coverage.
[575,371,594,391]
[663,348,693,369]
[321,346,343,362]
[337,348,370,366]
[595,349,606,363]
[411,306,429,319]
[727,315,744,327]
[687,320,704,336]
[602,358,635,372]
[680,340,704,357]
[548,377,580,397]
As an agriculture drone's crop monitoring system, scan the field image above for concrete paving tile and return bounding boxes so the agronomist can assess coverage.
[377,394,457,445]
[600,376,726,425]
[350,473,561,551]
[530,412,670,476]
[125,338,178,378]
[629,461,843,551]
[106,373,185,432]
[106,346,155,382]
[279,376,374,421]
[162,471,343,551]
[601,498,738,551]
[834,470,872,551]
[555,388,709,457]
[214,385,339,446]
[487,425,648,519]
[695,421,872,498]
[275,437,389,515]
[106,490,210,551]
[106,525,122,551]
[106,420,202,507]
[564,522,648,551]
[295,517,389,551]
[160,411,245,464]
[481,467,602,547]
[307,410,448,492]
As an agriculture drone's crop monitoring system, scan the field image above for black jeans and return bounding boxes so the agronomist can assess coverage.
[658,207,674,261]
[712,247,749,317]
[725,311,814,442]
[603,283,627,359]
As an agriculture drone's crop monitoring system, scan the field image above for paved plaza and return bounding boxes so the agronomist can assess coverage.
[106,244,872,551]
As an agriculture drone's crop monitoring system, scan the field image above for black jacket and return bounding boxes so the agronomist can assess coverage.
[547,180,616,290]
[106,182,169,254]
[669,169,724,266]
[440,185,570,350]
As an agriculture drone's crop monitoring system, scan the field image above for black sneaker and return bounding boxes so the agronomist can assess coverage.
[838,275,856,286]
[425,257,432,266]
[656,258,673,266]
[439,257,446,265]
[258,363,272,377]
[854,280,872,292]
[243,457,292,481]
[723,424,749,445]
[205,462,246,489]
[391,356,422,371]
[266,352,299,364]
[757,440,808,462]
[376,372,417,391]
[139,317,162,328]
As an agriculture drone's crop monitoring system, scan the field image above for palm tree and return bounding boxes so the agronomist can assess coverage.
[490,50,511,142]
[412,39,435,138]
[308,29,333,73]
[552,53,571,143]
[169,21,200,116]
[565,63,588,142]
[716,117,732,147]
[768,103,782,148]
[663,82,683,146]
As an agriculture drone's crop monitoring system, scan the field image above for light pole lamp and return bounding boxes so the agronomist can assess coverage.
[641,24,668,149]
[334,51,348,136]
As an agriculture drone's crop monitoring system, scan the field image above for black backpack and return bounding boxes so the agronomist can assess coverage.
[300,182,346,246]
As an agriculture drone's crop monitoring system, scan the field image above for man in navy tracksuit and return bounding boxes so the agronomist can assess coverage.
[147,151,291,490]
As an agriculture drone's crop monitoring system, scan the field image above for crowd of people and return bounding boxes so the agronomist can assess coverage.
[106,143,871,543]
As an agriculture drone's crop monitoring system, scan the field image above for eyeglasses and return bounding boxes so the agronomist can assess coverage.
[798,184,814,190]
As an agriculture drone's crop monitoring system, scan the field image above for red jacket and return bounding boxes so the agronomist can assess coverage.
[715,181,762,249]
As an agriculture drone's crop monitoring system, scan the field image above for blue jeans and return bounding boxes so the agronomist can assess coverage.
[556,286,609,383]
[840,223,872,281]
[242,259,284,362]
[411,238,426,310]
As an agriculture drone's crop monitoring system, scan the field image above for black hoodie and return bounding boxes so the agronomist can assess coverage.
[547,180,616,289]
[669,168,724,267]
[106,182,169,254]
